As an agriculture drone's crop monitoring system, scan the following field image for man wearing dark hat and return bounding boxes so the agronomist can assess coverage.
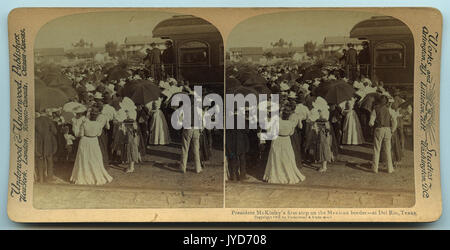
[369,95,397,174]
[162,40,176,79]
[358,41,371,78]
[143,43,162,82]
[346,43,358,82]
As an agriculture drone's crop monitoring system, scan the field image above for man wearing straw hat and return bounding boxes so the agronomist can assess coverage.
[178,94,203,174]
[369,95,397,174]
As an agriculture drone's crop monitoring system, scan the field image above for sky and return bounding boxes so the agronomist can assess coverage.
[226,10,377,49]
[35,11,176,49]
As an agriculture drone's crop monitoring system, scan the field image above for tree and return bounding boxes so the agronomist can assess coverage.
[72,38,93,48]
[65,52,76,60]
[263,51,274,60]
[270,38,290,48]
[304,41,317,58]
[105,41,119,58]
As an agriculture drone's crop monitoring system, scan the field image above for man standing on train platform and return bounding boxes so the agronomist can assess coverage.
[143,43,162,82]
[346,43,358,82]
[162,40,176,79]
[358,41,371,78]
[369,95,397,174]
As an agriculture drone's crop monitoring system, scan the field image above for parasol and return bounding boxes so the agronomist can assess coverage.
[226,77,241,91]
[57,84,78,99]
[242,75,268,87]
[122,79,162,105]
[278,72,301,82]
[36,87,70,112]
[235,69,258,83]
[107,68,131,81]
[231,86,258,96]
[315,80,356,104]
[253,85,272,95]
[35,78,46,88]
[41,72,73,87]
[302,65,324,81]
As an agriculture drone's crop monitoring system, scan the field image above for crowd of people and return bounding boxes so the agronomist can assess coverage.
[225,50,413,184]
[34,41,413,187]
[35,54,215,185]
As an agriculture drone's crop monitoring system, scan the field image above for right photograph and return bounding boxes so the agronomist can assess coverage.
[225,10,415,208]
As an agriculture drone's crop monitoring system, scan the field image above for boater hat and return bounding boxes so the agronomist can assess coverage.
[73,105,87,114]
[94,92,103,100]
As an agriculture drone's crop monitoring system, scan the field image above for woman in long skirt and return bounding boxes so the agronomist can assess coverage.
[264,114,306,184]
[341,98,365,145]
[148,98,170,145]
[70,111,113,185]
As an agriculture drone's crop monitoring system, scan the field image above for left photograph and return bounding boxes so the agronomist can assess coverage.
[33,11,224,209]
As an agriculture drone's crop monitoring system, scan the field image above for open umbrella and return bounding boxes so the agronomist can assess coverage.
[315,80,356,104]
[226,77,241,91]
[35,78,46,88]
[359,92,381,109]
[122,79,162,105]
[242,75,267,87]
[36,87,70,112]
[278,72,301,82]
[230,86,258,96]
[235,69,258,83]
[107,68,131,81]
[57,84,78,99]
[41,72,73,87]
[253,85,272,95]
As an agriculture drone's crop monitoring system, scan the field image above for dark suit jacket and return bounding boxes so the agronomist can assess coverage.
[162,47,175,65]
[358,47,370,64]
[35,116,58,157]
[346,48,358,66]
[149,48,161,65]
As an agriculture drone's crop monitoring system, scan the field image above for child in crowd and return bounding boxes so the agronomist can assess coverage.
[63,126,76,162]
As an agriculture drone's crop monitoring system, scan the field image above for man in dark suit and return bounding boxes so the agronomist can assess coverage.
[35,111,58,183]
[359,93,376,142]
[358,41,371,78]
[346,43,358,82]
[143,43,162,82]
[162,40,176,79]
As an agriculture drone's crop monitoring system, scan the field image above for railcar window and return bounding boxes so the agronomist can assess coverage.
[374,42,405,67]
[179,41,209,65]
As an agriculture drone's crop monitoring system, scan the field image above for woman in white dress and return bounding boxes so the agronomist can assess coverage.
[147,97,171,145]
[263,111,306,184]
[70,110,113,185]
[341,98,365,145]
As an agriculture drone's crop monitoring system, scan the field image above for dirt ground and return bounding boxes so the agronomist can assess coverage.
[33,141,416,209]
[33,143,224,209]
[226,143,415,208]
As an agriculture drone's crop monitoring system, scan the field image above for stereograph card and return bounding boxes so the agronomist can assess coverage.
[7,7,442,222]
